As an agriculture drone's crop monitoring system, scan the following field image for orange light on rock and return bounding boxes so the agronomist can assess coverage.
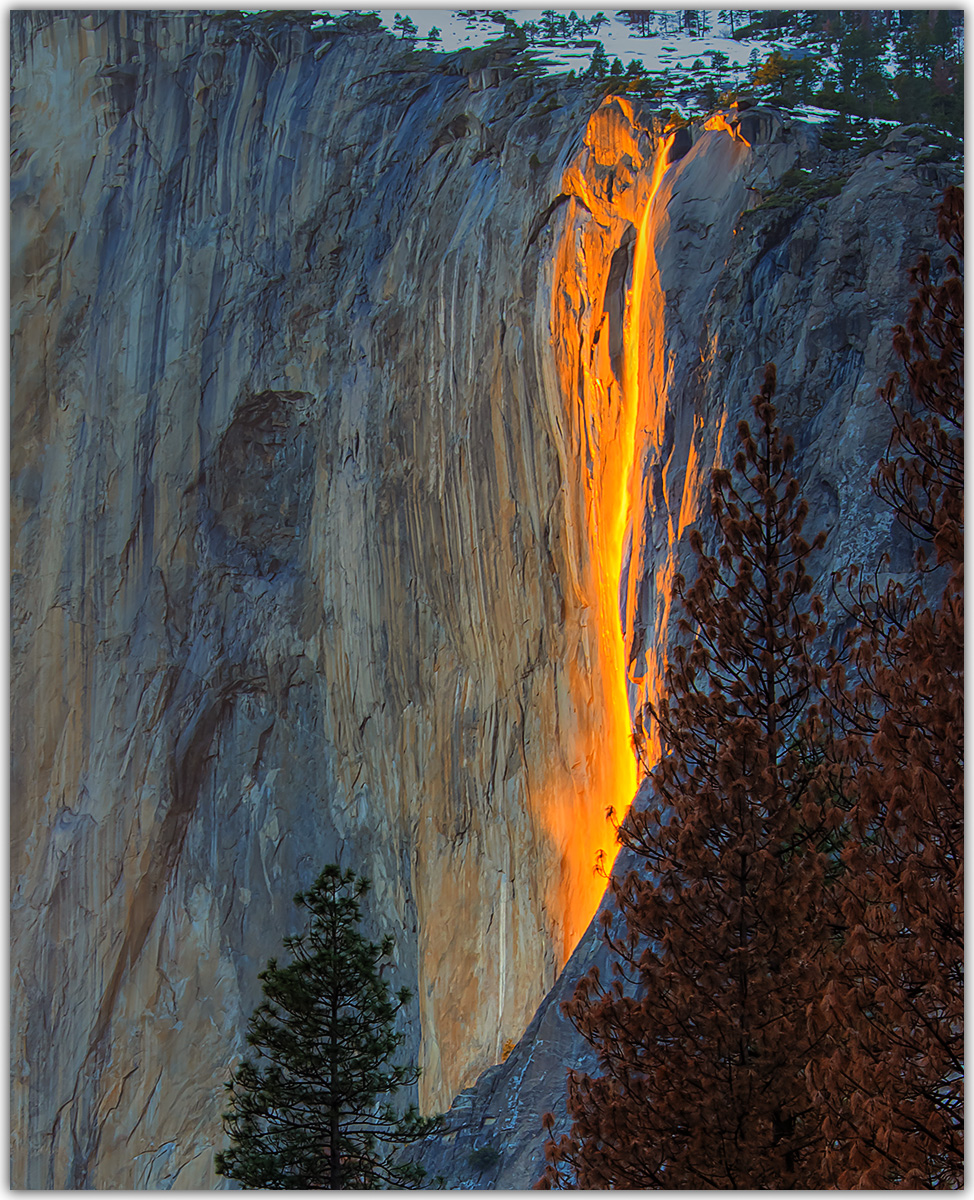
[704,109,751,147]
[541,102,677,961]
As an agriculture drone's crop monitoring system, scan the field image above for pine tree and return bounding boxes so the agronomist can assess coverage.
[538,368,839,1188]
[392,12,417,42]
[719,9,743,36]
[813,186,963,1189]
[539,10,559,39]
[585,41,608,80]
[215,865,439,1189]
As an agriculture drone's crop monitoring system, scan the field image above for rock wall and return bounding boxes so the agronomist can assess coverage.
[10,10,957,1189]
[11,12,643,1188]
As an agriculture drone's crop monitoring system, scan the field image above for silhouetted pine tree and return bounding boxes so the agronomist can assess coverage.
[538,368,840,1188]
[215,865,439,1189]
[585,41,609,80]
[812,186,963,1188]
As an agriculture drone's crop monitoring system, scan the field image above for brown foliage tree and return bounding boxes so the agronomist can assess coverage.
[811,186,963,1188]
[538,368,841,1188]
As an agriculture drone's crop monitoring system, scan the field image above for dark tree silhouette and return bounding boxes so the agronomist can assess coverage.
[538,368,840,1188]
[813,186,963,1188]
[585,41,609,80]
[215,865,439,1189]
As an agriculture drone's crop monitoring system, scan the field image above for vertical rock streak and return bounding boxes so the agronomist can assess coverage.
[621,130,676,750]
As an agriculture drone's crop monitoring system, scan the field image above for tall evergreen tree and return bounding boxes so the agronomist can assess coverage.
[751,50,819,106]
[813,186,964,1188]
[392,12,417,42]
[585,41,609,81]
[215,865,439,1189]
[719,9,739,36]
[538,368,840,1188]
[619,9,653,36]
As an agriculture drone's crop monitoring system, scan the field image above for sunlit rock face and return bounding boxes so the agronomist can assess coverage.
[12,12,647,1188]
[11,11,957,1190]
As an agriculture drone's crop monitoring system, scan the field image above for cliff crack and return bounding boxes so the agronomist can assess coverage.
[526,193,575,251]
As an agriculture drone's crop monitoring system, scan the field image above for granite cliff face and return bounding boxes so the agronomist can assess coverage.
[10,11,955,1189]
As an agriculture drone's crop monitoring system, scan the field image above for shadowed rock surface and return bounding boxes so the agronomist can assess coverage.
[11,11,956,1188]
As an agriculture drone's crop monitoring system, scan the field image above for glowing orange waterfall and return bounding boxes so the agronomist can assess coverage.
[541,100,677,962]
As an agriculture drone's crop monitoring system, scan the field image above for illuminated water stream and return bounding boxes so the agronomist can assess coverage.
[543,106,677,957]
